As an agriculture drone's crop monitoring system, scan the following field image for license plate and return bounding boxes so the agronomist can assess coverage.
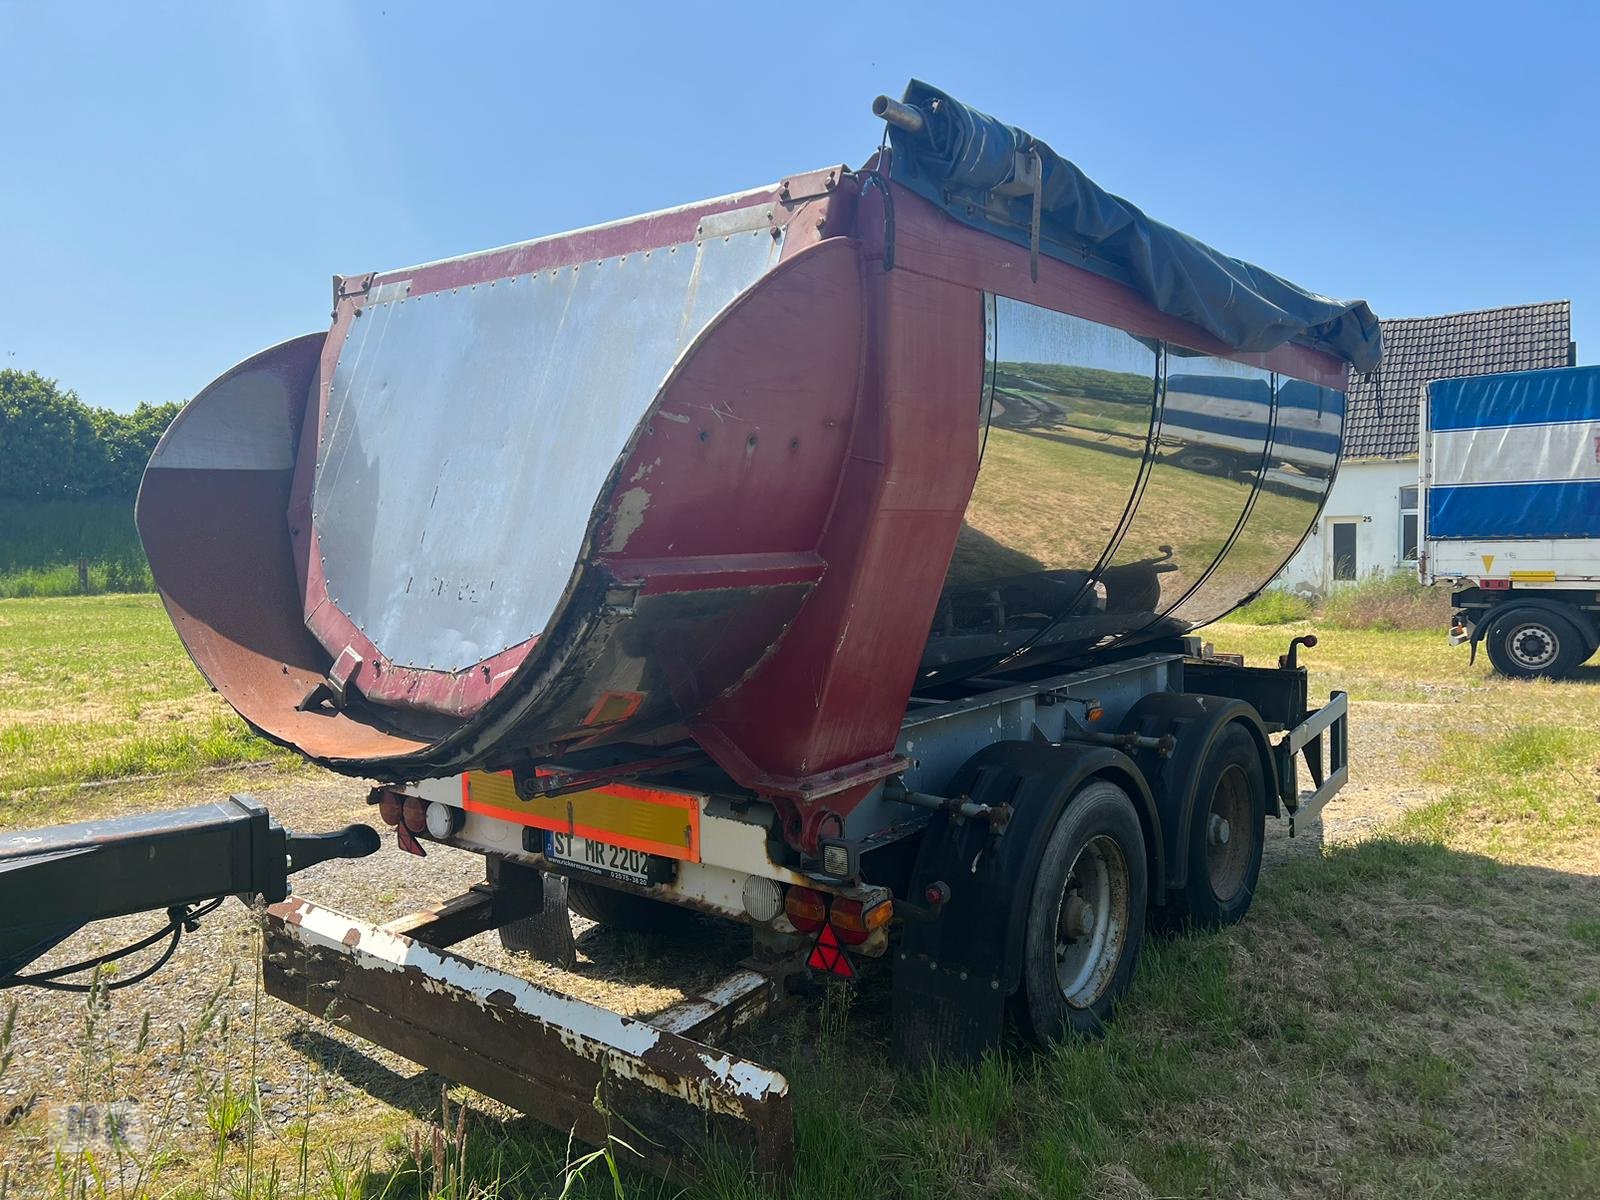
[546,831,667,886]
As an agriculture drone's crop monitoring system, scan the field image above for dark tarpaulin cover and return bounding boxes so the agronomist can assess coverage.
[885,81,1383,373]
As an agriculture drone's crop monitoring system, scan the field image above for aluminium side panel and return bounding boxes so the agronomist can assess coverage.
[1422,366,1600,584]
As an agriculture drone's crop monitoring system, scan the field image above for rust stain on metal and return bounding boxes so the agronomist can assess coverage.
[262,897,793,1178]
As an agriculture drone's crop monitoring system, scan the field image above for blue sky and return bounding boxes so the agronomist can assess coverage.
[2,1,1596,412]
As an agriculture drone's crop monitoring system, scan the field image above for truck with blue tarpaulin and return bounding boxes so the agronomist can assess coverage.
[1420,364,1600,678]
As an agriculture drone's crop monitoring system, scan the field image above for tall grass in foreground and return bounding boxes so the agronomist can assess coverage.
[0,499,152,598]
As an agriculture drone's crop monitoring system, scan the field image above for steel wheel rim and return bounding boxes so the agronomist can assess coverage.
[1054,834,1131,1009]
[1507,623,1558,670]
[1206,763,1252,902]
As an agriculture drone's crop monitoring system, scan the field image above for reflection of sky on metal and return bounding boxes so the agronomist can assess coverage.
[995,302,1152,379]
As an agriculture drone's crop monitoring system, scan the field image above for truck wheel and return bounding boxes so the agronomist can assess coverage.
[1015,779,1148,1043]
[1162,724,1266,931]
[566,879,695,933]
[1485,608,1584,680]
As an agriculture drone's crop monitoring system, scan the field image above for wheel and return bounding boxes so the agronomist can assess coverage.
[1170,446,1227,474]
[1484,607,1584,680]
[565,878,696,933]
[1014,779,1148,1043]
[1160,723,1266,931]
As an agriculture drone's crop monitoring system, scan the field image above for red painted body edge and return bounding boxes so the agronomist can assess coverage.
[690,225,987,848]
[686,180,1350,849]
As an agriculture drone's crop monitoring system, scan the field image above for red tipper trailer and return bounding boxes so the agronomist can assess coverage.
[128,83,1379,1176]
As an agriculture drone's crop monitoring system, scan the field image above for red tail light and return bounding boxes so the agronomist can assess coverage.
[373,788,405,827]
[401,796,429,834]
[785,887,827,933]
[828,897,892,945]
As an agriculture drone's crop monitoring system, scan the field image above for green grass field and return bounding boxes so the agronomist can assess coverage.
[2,597,1599,1198]
[0,595,293,823]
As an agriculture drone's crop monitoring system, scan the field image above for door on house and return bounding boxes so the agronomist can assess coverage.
[1330,521,1358,582]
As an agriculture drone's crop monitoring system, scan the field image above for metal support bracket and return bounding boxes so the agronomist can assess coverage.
[264,898,793,1179]
[1283,691,1350,834]
[378,858,545,948]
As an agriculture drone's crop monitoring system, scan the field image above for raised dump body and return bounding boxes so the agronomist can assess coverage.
[0,84,1383,1176]
[138,81,1377,852]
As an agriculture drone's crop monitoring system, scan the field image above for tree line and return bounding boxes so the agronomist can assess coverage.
[0,369,181,498]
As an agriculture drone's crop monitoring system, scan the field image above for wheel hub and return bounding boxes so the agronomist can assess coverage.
[1054,835,1131,1010]
[1509,624,1557,669]
[1205,764,1253,903]
[1062,895,1097,940]
[1208,814,1231,846]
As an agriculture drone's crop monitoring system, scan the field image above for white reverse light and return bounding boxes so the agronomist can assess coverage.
[424,801,464,840]
[741,876,784,923]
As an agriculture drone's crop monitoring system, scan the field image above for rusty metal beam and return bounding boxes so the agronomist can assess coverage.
[651,967,777,1045]
[378,857,545,948]
[263,898,792,1179]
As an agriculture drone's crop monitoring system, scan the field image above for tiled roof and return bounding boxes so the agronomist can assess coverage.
[1343,300,1573,459]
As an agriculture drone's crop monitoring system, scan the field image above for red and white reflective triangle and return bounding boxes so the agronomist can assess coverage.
[806,923,854,978]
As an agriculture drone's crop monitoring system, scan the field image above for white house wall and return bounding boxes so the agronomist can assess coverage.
[1276,458,1419,593]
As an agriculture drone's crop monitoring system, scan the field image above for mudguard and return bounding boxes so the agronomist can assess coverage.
[891,741,1160,1064]
[1474,598,1599,655]
[1118,694,1278,887]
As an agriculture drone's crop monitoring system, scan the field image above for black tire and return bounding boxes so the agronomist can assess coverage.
[1160,723,1266,931]
[1169,446,1226,475]
[1014,779,1148,1044]
[565,878,695,933]
[1484,607,1584,681]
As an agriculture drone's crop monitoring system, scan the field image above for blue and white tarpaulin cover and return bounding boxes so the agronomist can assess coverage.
[1427,366,1600,540]
[884,81,1383,372]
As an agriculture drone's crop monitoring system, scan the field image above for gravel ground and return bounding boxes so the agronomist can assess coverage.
[0,701,1428,1187]
[0,771,749,1188]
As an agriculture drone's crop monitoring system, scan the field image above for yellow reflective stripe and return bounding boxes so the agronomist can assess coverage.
[1509,570,1557,583]
[461,771,700,860]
